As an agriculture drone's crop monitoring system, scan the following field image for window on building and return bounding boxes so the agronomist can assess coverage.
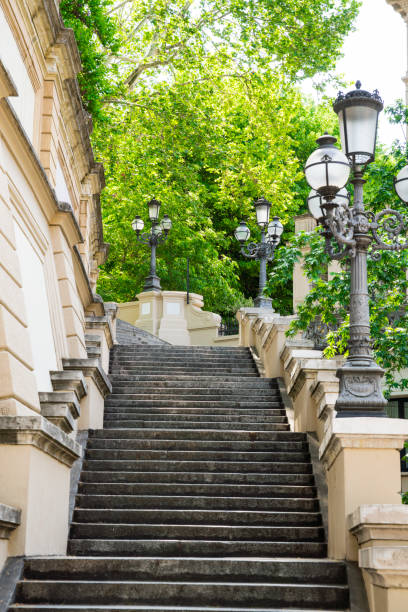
[387,398,408,472]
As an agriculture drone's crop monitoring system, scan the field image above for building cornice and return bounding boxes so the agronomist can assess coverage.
[0,415,81,466]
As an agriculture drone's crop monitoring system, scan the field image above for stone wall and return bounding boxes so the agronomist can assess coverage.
[0,0,114,567]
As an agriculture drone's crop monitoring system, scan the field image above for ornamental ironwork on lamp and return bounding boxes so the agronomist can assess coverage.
[305,82,408,418]
[234,198,283,309]
[131,199,172,292]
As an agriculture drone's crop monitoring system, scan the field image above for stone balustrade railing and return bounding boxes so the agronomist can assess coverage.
[237,307,408,612]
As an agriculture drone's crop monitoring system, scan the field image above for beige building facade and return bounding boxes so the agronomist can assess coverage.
[0,0,115,567]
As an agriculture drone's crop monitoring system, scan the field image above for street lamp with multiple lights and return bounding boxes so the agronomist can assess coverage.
[234,197,283,309]
[131,199,172,292]
[305,81,408,417]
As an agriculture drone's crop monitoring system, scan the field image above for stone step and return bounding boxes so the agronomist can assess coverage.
[68,539,328,558]
[104,400,281,408]
[109,375,264,382]
[89,429,307,441]
[78,481,316,497]
[102,420,290,431]
[103,414,287,425]
[110,357,255,365]
[20,556,346,584]
[111,347,251,353]
[15,580,347,608]
[79,471,315,486]
[8,606,348,612]
[103,408,285,418]
[87,438,308,451]
[73,508,322,526]
[84,450,307,463]
[111,371,259,377]
[81,458,310,474]
[75,494,319,511]
[109,388,280,397]
[108,378,277,388]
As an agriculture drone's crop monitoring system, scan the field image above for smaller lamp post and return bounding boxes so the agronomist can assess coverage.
[131,199,172,292]
[234,197,283,309]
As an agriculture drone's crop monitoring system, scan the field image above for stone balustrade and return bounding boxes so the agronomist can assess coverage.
[237,307,408,610]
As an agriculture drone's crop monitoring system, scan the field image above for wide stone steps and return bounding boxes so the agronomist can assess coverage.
[79,470,315,485]
[86,438,308,451]
[103,414,287,424]
[101,421,290,431]
[68,539,328,558]
[84,449,307,461]
[72,508,322,526]
[74,494,319,512]
[103,408,285,417]
[109,378,278,388]
[10,344,349,611]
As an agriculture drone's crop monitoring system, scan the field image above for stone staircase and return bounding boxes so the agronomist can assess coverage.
[9,345,349,611]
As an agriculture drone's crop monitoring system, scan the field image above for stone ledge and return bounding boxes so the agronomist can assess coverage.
[319,418,408,468]
[62,358,112,397]
[0,416,81,467]
[0,503,21,539]
[50,370,87,400]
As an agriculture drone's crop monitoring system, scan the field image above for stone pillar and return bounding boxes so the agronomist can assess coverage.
[293,214,316,312]
[320,418,408,560]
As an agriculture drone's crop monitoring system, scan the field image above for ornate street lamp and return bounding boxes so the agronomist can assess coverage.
[305,81,408,417]
[234,198,283,309]
[131,199,172,292]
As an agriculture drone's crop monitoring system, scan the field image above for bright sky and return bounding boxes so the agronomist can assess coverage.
[304,0,407,147]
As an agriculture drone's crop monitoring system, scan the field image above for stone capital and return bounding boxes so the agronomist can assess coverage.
[0,416,81,466]
[320,418,408,469]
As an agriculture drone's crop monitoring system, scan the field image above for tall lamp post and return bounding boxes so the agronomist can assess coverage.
[234,197,283,309]
[304,81,408,417]
[131,199,172,292]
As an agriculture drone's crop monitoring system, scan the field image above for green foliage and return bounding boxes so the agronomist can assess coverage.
[60,0,122,118]
[62,0,359,312]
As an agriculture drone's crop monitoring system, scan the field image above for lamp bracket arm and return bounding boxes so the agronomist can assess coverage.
[369,208,408,253]
[324,206,356,249]
[241,242,261,259]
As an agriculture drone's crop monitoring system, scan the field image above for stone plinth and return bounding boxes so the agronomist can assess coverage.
[349,504,408,612]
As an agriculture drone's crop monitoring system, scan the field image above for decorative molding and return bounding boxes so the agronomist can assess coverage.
[0,59,17,98]
[0,415,81,466]
[62,357,112,397]
[320,420,408,469]
[0,503,21,539]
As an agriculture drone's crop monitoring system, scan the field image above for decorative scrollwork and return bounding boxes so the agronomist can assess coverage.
[241,241,276,261]
[324,204,356,250]
[370,208,408,253]
[137,230,169,247]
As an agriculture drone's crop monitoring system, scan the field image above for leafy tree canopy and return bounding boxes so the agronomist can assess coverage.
[61,0,359,314]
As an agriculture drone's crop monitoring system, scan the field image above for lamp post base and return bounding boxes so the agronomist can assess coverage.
[335,362,388,418]
[142,274,162,292]
[254,296,274,309]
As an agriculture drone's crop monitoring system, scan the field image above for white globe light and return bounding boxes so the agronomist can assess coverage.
[305,134,351,197]
[395,164,408,202]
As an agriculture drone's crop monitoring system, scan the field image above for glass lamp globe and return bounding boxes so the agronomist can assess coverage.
[161,214,172,232]
[234,221,250,243]
[333,81,383,168]
[304,134,350,198]
[131,215,145,233]
[152,222,162,235]
[395,164,408,202]
[307,190,324,220]
[254,197,271,227]
[267,216,283,241]
[148,198,161,221]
